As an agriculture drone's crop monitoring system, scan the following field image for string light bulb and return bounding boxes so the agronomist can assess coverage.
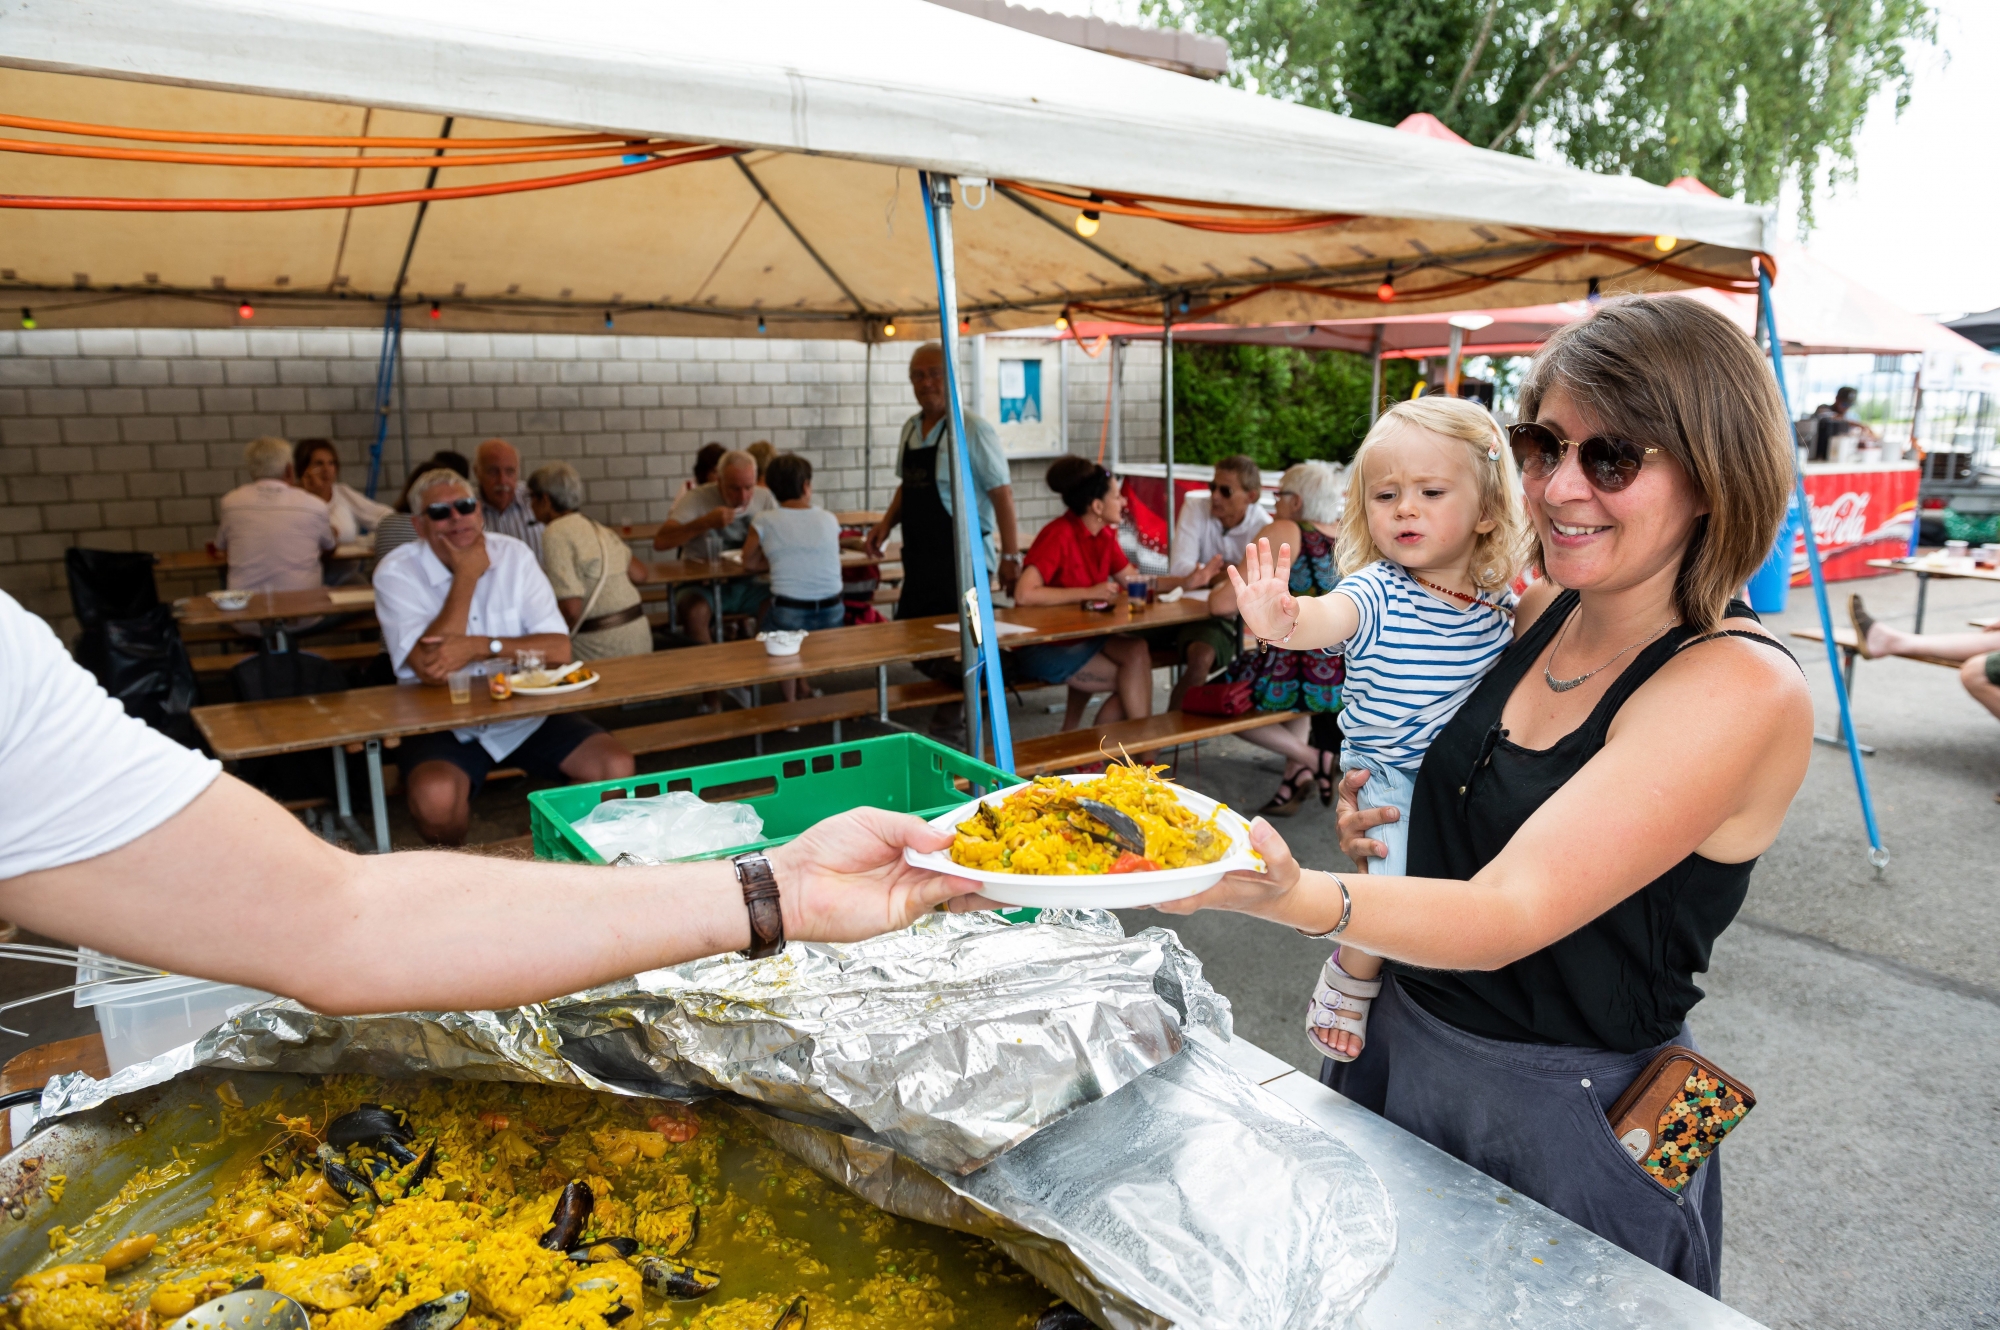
[1376,264,1395,302]
[1653,235,1678,253]
[429,301,441,320]
[237,300,254,320]
[18,308,34,330]
[757,314,767,334]
[1587,276,1602,306]
[1177,293,1190,314]
[883,321,897,338]
[959,316,971,333]
[1054,314,1069,331]
[1075,193,1103,238]
[603,310,614,329]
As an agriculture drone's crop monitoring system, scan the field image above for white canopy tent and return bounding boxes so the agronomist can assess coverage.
[0,0,1776,337]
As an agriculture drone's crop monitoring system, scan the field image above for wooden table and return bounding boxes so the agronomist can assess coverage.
[192,596,1218,852]
[615,512,885,546]
[154,543,373,580]
[1865,557,2000,632]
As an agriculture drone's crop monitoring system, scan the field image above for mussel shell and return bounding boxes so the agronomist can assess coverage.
[327,1105,413,1148]
[636,1257,721,1302]
[406,1144,437,1187]
[315,1146,376,1203]
[385,1291,468,1330]
[1072,799,1146,854]
[563,1277,633,1326]
[568,1238,639,1264]
[771,1293,808,1330]
[1032,1306,1094,1330]
[231,1276,266,1293]
[537,1181,594,1252]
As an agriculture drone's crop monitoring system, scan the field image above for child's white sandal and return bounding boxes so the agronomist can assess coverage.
[1307,952,1382,1064]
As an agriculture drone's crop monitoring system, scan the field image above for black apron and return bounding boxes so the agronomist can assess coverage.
[895,430,961,621]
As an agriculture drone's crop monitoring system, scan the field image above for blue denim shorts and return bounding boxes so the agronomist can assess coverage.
[1012,638,1102,685]
[766,600,844,632]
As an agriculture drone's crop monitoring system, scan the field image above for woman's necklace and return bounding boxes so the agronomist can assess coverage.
[1543,611,1678,693]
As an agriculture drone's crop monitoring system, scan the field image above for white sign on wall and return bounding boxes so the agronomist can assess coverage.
[974,335,1067,457]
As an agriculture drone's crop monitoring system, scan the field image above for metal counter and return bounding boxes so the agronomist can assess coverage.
[1195,1031,1766,1329]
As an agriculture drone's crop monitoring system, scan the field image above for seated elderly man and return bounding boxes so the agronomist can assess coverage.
[653,447,776,646]
[374,468,634,844]
[476,438,543,557]
[214,435,334,593]
[1166,453,1271,709]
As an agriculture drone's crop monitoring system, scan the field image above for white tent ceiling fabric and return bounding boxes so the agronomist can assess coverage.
[0,0,1777,337]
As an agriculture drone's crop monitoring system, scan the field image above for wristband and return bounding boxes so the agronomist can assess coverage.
[732,852,786,958]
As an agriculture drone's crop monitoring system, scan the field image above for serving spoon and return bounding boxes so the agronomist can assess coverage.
[169,1289,311,1330]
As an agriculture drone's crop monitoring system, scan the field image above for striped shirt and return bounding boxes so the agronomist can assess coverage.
[1330,560,1516,769]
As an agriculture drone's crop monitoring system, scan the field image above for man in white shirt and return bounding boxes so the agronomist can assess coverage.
[215,436,334,592]
[1168,455,1272,707]
[374,468,634,844]
[0,589,973,1017]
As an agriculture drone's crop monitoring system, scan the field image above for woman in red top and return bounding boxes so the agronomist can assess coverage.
[1014,458,1220,733]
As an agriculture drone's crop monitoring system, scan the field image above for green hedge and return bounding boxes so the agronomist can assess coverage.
[1170,344,1419,470]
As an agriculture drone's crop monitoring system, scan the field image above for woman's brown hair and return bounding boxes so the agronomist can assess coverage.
[1519,296,1794,633]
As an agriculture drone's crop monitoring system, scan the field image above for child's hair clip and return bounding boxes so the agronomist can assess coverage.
[1487,447,1502,460]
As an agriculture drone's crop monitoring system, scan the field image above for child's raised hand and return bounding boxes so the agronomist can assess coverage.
[1226,538,1300,644]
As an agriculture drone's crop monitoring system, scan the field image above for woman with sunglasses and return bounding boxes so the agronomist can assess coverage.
[1153,298,1811,1293]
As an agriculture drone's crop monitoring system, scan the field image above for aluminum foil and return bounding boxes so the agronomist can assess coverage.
[34,910,1394,1328]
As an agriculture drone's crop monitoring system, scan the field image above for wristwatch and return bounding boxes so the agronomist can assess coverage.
[488,638,504,657]
[732,852,786,959]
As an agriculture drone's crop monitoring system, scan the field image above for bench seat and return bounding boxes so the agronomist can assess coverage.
[1013,708,1299,776]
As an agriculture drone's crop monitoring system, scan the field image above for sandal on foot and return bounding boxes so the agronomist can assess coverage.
[1306,951,1382,1064]
[1314,747,1339,807]
[1849,594,1878,659]
[1258,770,1309,818]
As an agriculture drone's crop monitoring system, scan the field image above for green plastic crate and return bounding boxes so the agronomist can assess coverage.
[528,732,1015,867]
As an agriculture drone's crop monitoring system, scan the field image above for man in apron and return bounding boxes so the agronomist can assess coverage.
[866,343,1021,745]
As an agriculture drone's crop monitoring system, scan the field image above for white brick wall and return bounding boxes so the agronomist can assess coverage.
[0,328,1168,635]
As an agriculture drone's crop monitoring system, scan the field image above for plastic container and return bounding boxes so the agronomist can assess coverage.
[529,732,1014,866]
[73,951,271,1074]
[758,631,807,657]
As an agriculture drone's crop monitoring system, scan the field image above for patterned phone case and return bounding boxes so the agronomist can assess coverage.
[1608,1050,1756,1192]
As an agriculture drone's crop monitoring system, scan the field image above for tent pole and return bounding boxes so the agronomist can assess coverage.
[920,171,1014,773]
[1108,337,1123,470]
[364,301,400,499]
[1162,302,1176,567]
[1445,325,1465,397]
[1906,365,1924,556]
[863,335,874,510]
[1368,325,1384,423]
[1758,262,1889,874]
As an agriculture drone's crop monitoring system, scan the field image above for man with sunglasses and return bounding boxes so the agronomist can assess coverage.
[1166,454,1270,706]
[373,469,635,844]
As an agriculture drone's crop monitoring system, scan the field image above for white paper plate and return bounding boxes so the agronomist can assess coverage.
[509,670,599,695]
[903,773,1261,908]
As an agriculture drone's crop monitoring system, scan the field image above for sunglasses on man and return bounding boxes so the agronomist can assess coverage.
[1508,422,1663,494]
[423,497,479,520]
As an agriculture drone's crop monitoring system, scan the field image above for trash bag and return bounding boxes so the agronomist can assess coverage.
[227,650,361,803]
[72,603,201,749]
[574,790,764,863]
[63,548,160,626]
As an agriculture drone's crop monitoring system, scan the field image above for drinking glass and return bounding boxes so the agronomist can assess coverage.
[447,668,475,705]
[515,648,544,675]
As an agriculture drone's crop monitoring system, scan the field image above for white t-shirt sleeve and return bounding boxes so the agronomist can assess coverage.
[0,593,220,880]
[1168,496,1206,578]
[370,544,432,676]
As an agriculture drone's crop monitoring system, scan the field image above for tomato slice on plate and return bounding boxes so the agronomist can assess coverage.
[1109,852,1161,874]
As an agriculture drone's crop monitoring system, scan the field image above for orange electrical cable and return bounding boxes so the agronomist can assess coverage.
[0,137,693,170]
[0,113,632,149]
[999,179,1358,234]
[0,145,742,211]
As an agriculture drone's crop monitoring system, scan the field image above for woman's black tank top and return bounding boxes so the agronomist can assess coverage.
[1387,591,1797,1053]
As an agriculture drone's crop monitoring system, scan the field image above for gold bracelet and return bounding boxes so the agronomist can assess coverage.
[1294,871,1352,940]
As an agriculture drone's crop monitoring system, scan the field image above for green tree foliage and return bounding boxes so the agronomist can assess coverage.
[1171,343,1420,468]
[1141,0,1934,222]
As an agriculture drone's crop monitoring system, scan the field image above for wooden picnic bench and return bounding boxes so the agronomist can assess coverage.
[1790,624,1965,754]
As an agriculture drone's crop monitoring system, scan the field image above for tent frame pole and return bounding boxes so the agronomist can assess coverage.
[364,301,401,499]
[1759,262,1889,874]
[1445,325,1465,397]
[1368,325,1384,423]
[1108,337,1123,470]
[920,171,1014,773]
[1162,302,1175,567]
[863,336,874,510]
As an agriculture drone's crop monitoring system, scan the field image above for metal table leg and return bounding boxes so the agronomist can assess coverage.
[1913,572,1930,633]
[753,682,763,756]
[366,739,391,853]
[877,665,888,722]
[331,747,371,849]
[1812,646,1876,754]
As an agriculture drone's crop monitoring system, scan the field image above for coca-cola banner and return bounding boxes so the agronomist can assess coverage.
[1788,464,1919,585]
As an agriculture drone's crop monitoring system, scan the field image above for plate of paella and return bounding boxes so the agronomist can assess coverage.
[903,761,1260,909]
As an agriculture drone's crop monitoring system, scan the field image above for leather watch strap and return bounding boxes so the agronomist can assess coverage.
[732,852,785,959]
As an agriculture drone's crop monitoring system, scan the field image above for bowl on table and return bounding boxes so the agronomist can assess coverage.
[759,630,808,657]
[205,589,252,611]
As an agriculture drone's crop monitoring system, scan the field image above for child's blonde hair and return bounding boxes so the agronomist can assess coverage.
[1337,396,1530,592]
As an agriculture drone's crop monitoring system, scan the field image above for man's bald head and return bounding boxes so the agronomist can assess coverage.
[475,438,521,511]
